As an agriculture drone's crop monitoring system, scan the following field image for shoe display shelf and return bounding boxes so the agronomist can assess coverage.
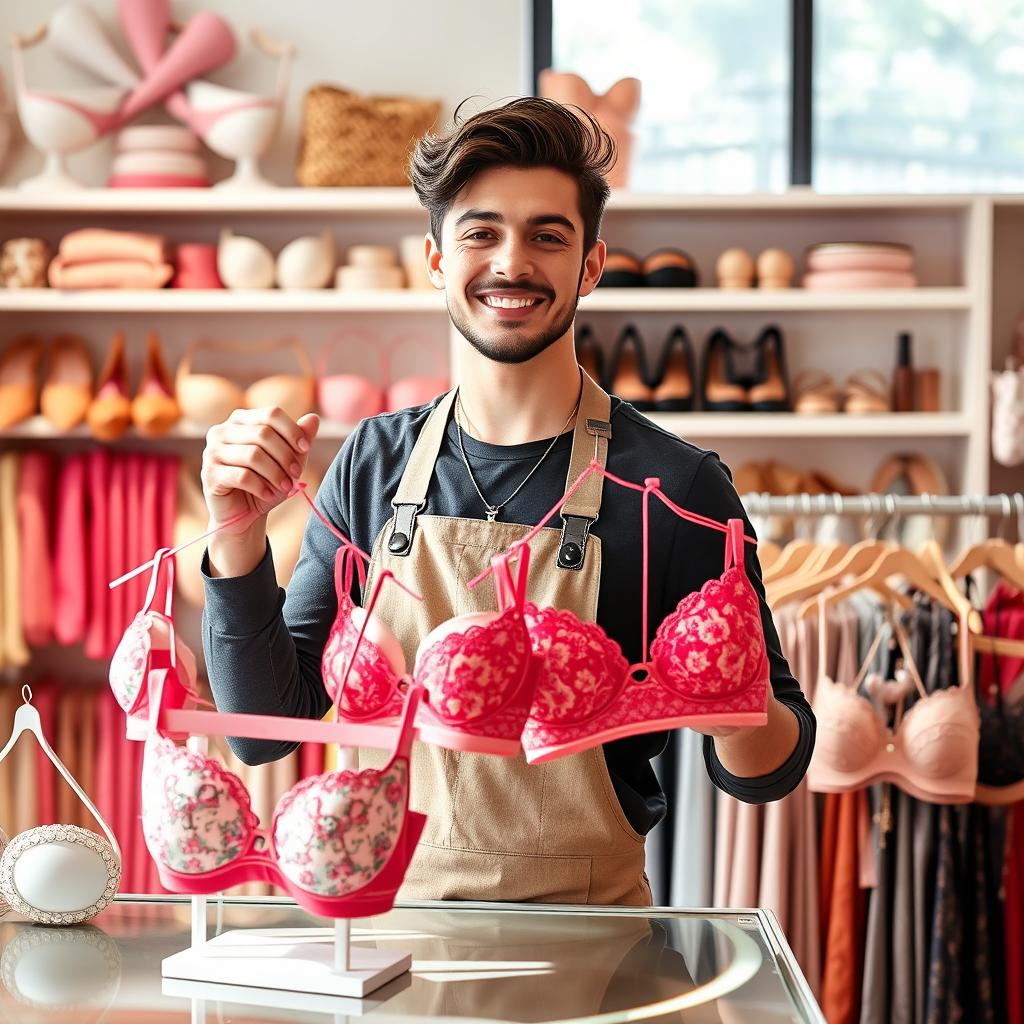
[0,188,1005,502]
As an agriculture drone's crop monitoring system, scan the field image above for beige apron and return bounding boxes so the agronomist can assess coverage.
[359,373,650,906]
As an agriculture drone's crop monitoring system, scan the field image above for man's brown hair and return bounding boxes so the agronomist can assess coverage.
[409,96,616,254]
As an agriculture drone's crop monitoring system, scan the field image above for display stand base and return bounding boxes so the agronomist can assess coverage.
[161,928,411,998]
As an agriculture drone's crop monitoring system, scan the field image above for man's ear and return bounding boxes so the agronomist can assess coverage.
[577,238,607,298]
[425,234,445,289]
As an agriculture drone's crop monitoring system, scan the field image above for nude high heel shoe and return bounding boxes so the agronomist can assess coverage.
[41,334,93,431]
[132,331,180,437]
[0,334,44,428]
[87,331,132,441]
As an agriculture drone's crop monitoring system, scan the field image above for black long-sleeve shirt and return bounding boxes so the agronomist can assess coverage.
[202,396,815,835]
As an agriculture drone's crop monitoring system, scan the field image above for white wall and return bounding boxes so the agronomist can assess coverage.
[0,0,530,187]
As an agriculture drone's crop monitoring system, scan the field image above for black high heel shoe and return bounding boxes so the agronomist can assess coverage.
[650,326,695,411]
[747,325,790,411]
[574,325,606,386]
[607,324,656,409]
[701,328,750,411]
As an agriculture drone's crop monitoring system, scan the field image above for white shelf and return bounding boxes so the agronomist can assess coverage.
[654,412,971,438]
[0,289,446,313]
[579,287,972,312]
[0,412,969,444]
[0,186,990,216]
[0,187,425,215]
[0,286,969,314]
[0,416,355,442]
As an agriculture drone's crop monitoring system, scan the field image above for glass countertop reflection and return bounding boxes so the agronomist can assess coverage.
[0,896,823,1023]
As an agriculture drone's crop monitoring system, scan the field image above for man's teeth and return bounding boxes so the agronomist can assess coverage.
[482,296,540,308]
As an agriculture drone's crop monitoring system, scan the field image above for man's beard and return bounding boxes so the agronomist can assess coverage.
[449,293,579,365]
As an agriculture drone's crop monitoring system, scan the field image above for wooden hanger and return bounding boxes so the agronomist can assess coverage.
[762,538,819,584]
[757,539,782,571]
[799,542,956,620]
[948,496,1024,590]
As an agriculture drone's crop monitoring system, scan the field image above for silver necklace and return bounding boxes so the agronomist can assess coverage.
[454,373,583,523]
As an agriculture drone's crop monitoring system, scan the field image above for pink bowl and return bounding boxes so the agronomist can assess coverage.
[806,249,914,273]
[802,269,918,290]
[387,377,449,411]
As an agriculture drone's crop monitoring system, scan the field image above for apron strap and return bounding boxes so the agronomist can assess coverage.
[386,372,613,571]
[388,389,459,556]
[556,370,611,571]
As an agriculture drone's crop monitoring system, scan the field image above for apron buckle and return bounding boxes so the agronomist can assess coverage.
[557,513,596,571]
[388,501,426,556]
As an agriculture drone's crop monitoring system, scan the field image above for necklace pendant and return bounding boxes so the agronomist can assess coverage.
[486,506,499,523]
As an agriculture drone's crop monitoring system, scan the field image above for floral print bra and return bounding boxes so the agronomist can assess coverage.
[113,549,426,920]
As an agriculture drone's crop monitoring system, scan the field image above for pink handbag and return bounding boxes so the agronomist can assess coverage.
[316,329,387,424]
[384,333,449,412]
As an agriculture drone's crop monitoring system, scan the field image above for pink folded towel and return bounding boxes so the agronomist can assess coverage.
[48,257,174,290]
[58,228,170,266]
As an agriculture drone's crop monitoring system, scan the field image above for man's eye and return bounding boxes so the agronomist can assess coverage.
[537,233,564,244]
[467,231,493,240]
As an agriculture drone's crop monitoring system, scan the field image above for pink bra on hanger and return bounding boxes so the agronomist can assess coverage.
[807,597,979,803]
[112,548,426,919]
[109,548,198,739]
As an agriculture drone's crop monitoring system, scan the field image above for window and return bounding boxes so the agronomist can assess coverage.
[549,0,789,193]
[541,1,1024,192]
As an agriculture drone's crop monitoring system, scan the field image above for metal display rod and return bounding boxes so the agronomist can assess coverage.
[740,492,1024,518]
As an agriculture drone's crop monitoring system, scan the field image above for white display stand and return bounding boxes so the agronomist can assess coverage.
[160,741,409,1001]
[160,896,411,999]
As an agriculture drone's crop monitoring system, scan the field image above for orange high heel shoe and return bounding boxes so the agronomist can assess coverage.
[41,334,93,431]
[0,334,44,429]
[132,331,180,437]
[86,331,132,441]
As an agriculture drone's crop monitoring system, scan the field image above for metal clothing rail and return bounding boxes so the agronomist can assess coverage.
[739,491,1024,518]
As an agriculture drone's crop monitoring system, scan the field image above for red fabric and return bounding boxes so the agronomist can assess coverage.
[980,582,1024,693]
[108,455,127,658]
[126,454,144,625]
[84,450,110,660]
[53,454,88,646]
[820,791,866,1024]
[300,742,323,779]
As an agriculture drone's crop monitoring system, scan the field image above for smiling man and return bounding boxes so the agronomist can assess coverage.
[199,96,815,906]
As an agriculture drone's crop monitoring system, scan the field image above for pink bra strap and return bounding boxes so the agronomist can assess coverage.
[491,545,531,612]
[334,542,367,602]
[642,479,655,658]
[295,485,372,565]
[723,519,746,573]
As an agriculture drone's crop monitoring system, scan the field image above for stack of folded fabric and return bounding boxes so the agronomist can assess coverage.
[108,125,210,189]
[802,241,917,289]
[48,229,174,290]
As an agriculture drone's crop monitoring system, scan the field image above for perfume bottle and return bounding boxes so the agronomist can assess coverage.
[892,331,915,412]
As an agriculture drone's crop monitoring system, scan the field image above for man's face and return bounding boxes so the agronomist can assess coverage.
[426,166,605,364]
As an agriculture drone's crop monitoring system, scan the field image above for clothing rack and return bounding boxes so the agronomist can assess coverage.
[740,491,1024,518]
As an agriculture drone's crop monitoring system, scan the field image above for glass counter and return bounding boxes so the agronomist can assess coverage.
[0,896,824,1022]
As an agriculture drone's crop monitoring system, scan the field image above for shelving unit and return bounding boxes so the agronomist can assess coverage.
[0,188,998,497]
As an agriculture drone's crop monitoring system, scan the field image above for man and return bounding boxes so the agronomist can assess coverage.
[201,96,814,906]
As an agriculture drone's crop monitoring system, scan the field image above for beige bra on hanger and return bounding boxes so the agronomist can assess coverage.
[175,337,316,426]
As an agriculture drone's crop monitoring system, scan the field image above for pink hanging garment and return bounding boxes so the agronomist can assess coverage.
[17,451,56,647]
[93,688,119,859]
[53,454,89,647]
[107,455,128,658]
[159,454,179,552]
[84,450,110,660]
[125,456,144,622]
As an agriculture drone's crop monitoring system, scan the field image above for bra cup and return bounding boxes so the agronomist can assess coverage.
[143,737,257,874]
[523,603,628,724]
[244,375,315,421]
[415,609,531,724]
[323,603,406,717]
[109,612,198,716]
[318,375,385,423]
[812,687,882,773]
[901,696,980,780]
[649,569,765,700]
[273,759,408,897]
[177,373,246,426]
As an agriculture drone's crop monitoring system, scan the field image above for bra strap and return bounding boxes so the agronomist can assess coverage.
[724,518,746,573]
[334,541,367,602]
[492,544,531,613]
[393,684,423,761]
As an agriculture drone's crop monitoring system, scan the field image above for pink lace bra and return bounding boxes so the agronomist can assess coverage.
[807,599,979,803]
[113,548,426,919]
[318,467,770,764]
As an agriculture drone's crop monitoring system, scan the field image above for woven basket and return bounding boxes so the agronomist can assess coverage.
[297,86,440,187]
